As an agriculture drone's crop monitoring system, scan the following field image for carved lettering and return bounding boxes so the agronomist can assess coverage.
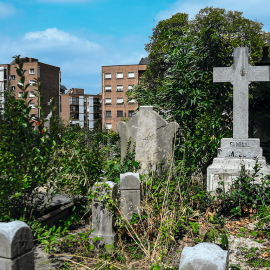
[230,141,250,147]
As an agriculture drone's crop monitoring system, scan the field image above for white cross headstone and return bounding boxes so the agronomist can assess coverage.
[207,47,270,193]
[213,47,270,139]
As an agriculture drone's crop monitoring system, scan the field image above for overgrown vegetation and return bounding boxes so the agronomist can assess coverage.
[1,7,270,270]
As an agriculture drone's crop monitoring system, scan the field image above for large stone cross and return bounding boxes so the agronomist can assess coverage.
[213,47,270,139]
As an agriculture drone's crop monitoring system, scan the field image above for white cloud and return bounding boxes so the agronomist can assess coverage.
[0,2,16,19]
[0,28,147,94]
[23,28,100,52]
[156,0,270,28]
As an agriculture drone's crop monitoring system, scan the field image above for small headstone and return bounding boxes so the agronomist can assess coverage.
[116,106,179,174]
[207,47,270,192]
[0,221,34,270]
[179,243,228,270]
[120,172,140,222]
[90,181,118,250]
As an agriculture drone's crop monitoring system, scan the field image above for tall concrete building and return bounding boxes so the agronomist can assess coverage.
[61,88,102,129]
[0,57,61,119]
[101,57,149,131]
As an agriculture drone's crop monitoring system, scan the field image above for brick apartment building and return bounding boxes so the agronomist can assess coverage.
[101,57,149,131]
[0,57,61,120]
[61,88,102,129]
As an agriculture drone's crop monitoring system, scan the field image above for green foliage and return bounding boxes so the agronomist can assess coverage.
[129,7,268,178]
[104,137,139,184]
[217,160,270,217]
[0,56,57,221]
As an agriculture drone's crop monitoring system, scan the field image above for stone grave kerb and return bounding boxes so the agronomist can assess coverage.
[116,106,179,173]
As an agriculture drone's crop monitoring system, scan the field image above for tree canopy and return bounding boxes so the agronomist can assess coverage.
[128,7,269,178]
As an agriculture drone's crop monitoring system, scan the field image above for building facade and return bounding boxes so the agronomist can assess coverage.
[61,88,102,129]
[0,57,61,120]
[101,57,149,131]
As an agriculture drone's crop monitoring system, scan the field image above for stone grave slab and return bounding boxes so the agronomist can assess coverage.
[116,106,179,174]
[89,181,118,250]
[179,242,228,270]
[120,172,140,222]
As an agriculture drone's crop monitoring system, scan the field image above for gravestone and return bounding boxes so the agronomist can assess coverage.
[120,172,140,222]
[0,221,34,270]
[116,106,179,174]
[207,47,270,193]
[179,243,229,270]
[89,181,118,250]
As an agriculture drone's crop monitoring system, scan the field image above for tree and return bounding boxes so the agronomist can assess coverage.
[129,7,267,179]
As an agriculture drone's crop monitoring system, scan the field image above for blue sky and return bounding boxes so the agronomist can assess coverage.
[1,0,270,95]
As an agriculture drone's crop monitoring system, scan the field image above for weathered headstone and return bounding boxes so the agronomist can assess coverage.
[207,47,270,193]
[116,106,179,174]
[179,243,229,270]
[120,172,140,222]
[90,181,118,250]
[0,221,34,270]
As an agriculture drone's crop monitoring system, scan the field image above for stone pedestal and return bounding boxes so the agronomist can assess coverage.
[207,138,270,193]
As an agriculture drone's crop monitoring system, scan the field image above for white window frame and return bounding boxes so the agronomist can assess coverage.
[105,98,112,104]
[128,99,135,103]
[29,91,35,98]
[30,103,35,109]
[117,98,123,104]
[105,73,111,79]
[29,68,35,75]
[105,85,111,92]
[105,123,112,129]
[128,72,135,78]
[18,82,23,86]
[116,72,123,79]
[116,85,123,92]
[10,75,15,80]
[128,85,133,91]
[29,80,35,86]
[18,92,23,98]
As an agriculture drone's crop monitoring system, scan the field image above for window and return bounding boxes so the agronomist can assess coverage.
[116,85,123,92]
[10,75,15,80]
[30,103,35,109]
[105,73,111,79]
[128,85,133,91]
[105,123,112,129]
[116,72,123,79]
[18,92,23,98]
[11,86,15,91]
[128,72,135,78]
[71,97,79,104]
[105,86,111,92]
[29,68,35,75]
[29,91,35,98]
[117,98,123,104]
[117,111,123,117]
[18,82,23,86]
[128,110,134,117]
[105,98,112,104]
[106,111,112,117]
[29,80,35,86]
[128,99,135,103]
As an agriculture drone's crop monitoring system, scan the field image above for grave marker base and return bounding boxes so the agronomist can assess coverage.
[207,156,270,194]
